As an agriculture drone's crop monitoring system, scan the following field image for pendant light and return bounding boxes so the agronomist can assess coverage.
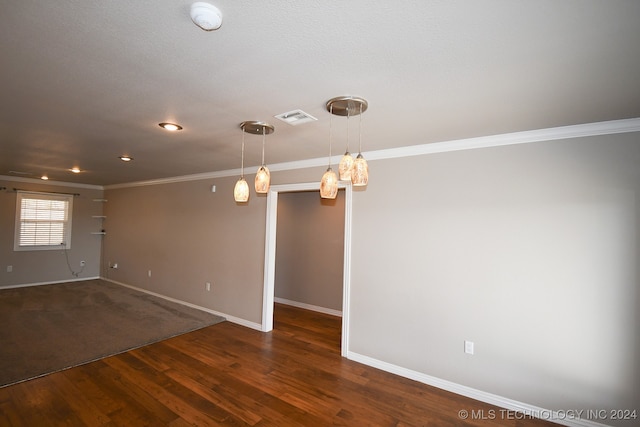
[338,111,354,181]
[351,102,369,187]
[326,96,369,188]
[235,121,274,202]
[255,125,271,193]
[233,123,249,203]
[320,104,339,199]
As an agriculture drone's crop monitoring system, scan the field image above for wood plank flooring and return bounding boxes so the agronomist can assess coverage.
[0,303,559,426]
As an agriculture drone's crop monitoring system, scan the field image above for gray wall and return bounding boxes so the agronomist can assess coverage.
[349,133,639,419]
[274,190,344,311]
[0,179,104,287]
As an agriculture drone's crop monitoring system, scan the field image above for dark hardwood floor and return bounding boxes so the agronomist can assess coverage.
[0,303,558,426]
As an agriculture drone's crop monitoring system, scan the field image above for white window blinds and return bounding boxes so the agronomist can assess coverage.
[14,191,73,250]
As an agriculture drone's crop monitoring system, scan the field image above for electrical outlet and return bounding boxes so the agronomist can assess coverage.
[206,282,211,291]
[464,340,474,355]
[112,262,118,269]
[6,265,12,273]
[148,270,152,277]
[80,260,86,267]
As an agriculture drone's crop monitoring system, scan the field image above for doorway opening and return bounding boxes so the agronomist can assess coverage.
[262,182,352,357]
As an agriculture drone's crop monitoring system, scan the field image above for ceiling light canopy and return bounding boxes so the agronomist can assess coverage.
[326,96,368,117]
[239,121,275,136]
[190,2,222,31]
[158,122,183,131]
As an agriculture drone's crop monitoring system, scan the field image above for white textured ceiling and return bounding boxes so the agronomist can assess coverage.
[1,0,639,186]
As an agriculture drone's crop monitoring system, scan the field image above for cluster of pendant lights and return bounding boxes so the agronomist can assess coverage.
[234,96,368,203]
[234,121,274,202]
[320,96,369,199]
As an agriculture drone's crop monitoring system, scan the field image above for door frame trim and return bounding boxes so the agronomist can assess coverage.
[262,181,352,357]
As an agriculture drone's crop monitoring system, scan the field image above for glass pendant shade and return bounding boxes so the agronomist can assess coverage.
[255,165,270,193]
[320,168,339,199]
[234,177,249,202]
[351,154,368,186]
[338,152,354,181]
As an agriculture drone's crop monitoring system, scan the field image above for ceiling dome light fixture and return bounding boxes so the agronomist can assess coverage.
[158,122,183,131]
[190,2,222,31]
[119,155,133,162]
[41,175,49,180]
[70,167,81,174]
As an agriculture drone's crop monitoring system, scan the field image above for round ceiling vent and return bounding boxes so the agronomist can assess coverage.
[190,2,222,31]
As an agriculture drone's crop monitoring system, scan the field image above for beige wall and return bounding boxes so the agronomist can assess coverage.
[0,179,104,287]
[99,131,638,422]
[103,175,271,324]
[274,190,344,311]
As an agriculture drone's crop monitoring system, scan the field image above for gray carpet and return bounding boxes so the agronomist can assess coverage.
[0,279,225,387]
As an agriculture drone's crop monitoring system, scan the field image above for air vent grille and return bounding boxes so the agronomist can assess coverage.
[275,109,318,126]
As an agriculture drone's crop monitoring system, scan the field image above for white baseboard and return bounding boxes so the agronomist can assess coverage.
[0,276,101,290]
[346,351,611,427]
[101,278,263,331]
[274,297,342,317]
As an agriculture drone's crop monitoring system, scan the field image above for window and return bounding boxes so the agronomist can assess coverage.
[14,191,73,251]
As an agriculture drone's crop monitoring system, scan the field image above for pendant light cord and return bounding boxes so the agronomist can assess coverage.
[346,107,350,153]
[261,127,266,167]
[241,128,245,178]
[328,104,334,167]
[358,103,363,154]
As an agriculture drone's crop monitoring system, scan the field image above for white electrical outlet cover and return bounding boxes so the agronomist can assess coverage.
[464,340,474,355]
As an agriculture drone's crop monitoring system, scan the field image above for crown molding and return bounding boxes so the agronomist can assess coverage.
[0,175,104,190]
[366,117,640,161]
[104,117,640,190]
[103,158,331,190]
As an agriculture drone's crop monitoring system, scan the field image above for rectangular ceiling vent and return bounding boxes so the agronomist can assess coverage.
[274,109,318,126]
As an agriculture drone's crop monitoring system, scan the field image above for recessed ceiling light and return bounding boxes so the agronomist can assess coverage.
[41,175,49,180]
[159,122,183,131]
[119,155,133,162]
[70,167,81,173]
